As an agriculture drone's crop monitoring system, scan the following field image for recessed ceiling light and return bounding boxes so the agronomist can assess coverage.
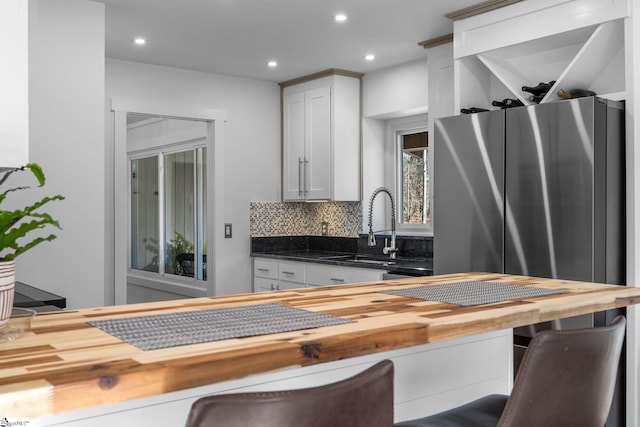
[267,60,278,68]
[334,14,347,22]
[365,54,376,61]
[134,38,146,46]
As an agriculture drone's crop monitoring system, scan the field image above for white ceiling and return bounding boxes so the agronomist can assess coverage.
[94,0,487,82]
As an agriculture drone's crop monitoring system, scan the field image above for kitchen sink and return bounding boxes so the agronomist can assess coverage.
[353,258,392,265]
[318,255,353,260]
[318,254,394,266]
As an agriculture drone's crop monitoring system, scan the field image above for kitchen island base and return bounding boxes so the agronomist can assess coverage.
[29,330,511,426]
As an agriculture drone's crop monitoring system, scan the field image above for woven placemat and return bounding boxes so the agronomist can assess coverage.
[90,303,352,351]
[380,281,565,306]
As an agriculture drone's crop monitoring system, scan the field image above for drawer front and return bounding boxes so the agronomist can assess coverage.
[254,277,279,292]
[306,264,384,286]
[278,262,305,283]
[254,258,278,279]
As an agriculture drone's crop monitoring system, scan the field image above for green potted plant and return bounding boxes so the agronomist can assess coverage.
[0,164,64,330]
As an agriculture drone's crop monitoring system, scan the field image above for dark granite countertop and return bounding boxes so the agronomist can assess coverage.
[251,236,433,276]
[14,282,66,309]
[252,250,432,276]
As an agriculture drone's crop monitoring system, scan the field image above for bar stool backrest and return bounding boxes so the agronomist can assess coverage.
[498,315,626,427]
[184,359,395,427]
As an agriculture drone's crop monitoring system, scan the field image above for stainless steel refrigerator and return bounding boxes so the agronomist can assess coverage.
[434,96,624,286]
[433,96,626,426]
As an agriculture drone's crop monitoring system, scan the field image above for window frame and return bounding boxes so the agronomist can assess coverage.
[387,114,432,236]
[111,98,226,305]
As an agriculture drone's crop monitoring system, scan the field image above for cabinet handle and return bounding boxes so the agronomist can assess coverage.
[282,271,295,275]
[330,277,345,282]
[298,157,303,197]
[304,157,309,194]
[257,268,270,272]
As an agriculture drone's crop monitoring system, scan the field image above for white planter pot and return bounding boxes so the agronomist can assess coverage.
[0,260,16,330]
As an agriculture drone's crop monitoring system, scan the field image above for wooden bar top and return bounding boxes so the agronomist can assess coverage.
[2,272,640,418]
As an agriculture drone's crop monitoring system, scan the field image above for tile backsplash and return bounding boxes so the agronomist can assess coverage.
[250,201,362,237]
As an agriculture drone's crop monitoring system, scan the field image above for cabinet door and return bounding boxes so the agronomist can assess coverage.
[283,92,306,200]
[254,277,278,292]
[305,86,332,200]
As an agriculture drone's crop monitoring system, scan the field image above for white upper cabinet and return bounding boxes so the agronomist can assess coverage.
[283,86,331,200]
[452,0,629,112]
[280,71,362,201]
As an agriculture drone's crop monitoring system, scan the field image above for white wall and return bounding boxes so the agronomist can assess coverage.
[11,0,106,309]
[361,59,429,233]
[106,59,281,299]
[361,117,387,233]
[363,58,428,119]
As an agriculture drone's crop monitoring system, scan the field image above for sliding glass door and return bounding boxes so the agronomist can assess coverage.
[130,146,207,281]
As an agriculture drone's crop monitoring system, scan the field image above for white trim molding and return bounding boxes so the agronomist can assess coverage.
[110,97,227,304]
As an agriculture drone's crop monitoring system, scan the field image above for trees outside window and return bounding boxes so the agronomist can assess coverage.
[398,130,430,228]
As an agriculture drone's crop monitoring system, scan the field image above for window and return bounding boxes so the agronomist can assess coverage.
[130,146,207,281]
[390,117,431,234]
[399,131,430,225]
[131,156,159,273]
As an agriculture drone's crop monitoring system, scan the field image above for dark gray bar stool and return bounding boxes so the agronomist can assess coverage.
[184,359,394,427]
[396,316,626,427]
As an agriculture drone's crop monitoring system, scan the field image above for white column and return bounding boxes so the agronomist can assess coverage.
[625,3,640,426]
[18,0,106,309]
[0,0,29,167]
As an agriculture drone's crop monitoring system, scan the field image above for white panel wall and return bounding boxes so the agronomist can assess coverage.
[426,43,455,132]
[32,330,511,426]
[11,0,106,309]
[106,59,281,298]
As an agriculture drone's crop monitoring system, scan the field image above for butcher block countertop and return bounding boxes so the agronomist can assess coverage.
[2,272,640,419]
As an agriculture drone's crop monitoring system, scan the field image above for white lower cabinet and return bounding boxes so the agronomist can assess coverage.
[305,264,384,287]
[253,257,385,292]
[254,258,306,291]
[254,258,281,291]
